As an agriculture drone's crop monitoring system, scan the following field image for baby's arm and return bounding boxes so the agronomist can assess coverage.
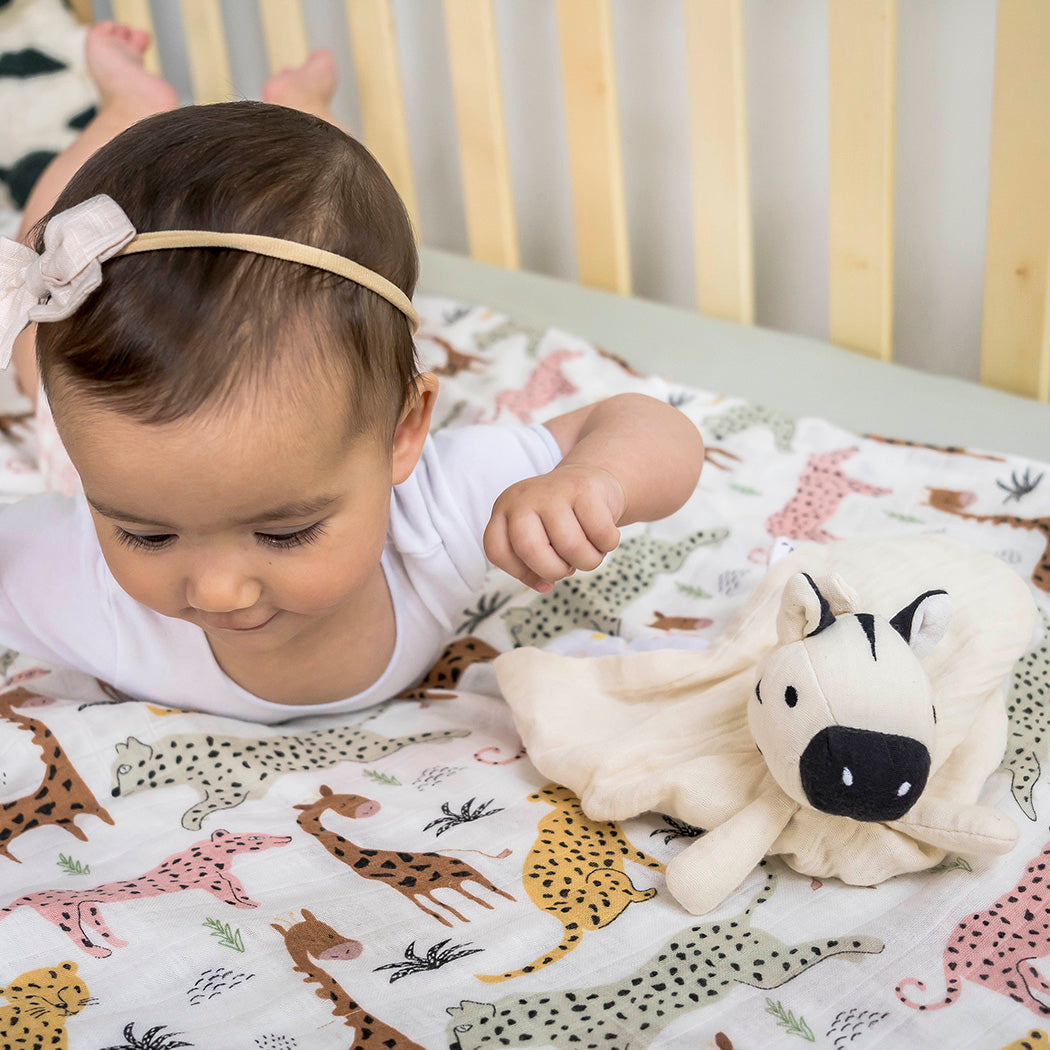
[484,393,704,591]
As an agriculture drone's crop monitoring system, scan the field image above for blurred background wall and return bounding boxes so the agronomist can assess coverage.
[92,0,998,382]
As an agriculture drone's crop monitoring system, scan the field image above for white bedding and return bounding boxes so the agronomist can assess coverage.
[1,294,1049,1048]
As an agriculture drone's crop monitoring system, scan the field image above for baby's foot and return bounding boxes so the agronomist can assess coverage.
[263,49,338,122]
[85,21,177,124]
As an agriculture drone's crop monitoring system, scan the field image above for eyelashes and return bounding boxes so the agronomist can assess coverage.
[112,522,328,552]
[113,528,175,552]
[256,522,327,549]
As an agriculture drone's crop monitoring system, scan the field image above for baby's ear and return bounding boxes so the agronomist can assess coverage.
[391,372,439,484]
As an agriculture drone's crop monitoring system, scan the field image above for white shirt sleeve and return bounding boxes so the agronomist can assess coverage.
[0,491,119,676]
[387,422,561,628]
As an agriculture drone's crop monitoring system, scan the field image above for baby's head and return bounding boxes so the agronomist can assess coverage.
[25,103,438,671]
[35,100,420,439]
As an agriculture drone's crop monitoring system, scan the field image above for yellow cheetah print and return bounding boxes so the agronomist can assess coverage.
[0,961,91,1050]
[1000,1032,1049,1050]
[476,783,663,982]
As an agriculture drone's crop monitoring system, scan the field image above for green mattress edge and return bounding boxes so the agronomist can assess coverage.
[419,247,1050,462]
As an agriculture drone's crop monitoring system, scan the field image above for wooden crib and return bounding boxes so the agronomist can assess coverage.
[5,5,1050,1049]
[70,0,1050,400]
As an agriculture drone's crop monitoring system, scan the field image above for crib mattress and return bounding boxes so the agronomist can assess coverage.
[420,247,1050,463]
[2,285,1050,1049]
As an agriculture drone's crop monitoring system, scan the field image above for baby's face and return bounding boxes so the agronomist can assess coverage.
[53,380,430,662]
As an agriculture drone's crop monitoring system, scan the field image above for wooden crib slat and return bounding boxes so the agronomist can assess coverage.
[179,0,233,104]
[111,0,161,75]
[980,0,1050,401]
[344,0,420,233]
[69,0,93,25]
[555,0,631,294]
[443,0,520,269]
[259,0,310,73]
[683,0,753,324]
[827,0,896,361]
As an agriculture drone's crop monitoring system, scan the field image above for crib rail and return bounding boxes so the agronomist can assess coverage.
[70,0,1050,401]
[981,0,1050,400]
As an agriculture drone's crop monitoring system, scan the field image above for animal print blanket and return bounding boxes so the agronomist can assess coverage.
[2,296,1050,1050]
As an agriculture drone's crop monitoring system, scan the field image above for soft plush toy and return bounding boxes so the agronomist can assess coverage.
[0,0,97,212]
[496,534,1038,915]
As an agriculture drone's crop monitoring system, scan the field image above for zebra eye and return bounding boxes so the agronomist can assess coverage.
[784,686,799,708]
[117,763,131,775]
[755,680,763,704]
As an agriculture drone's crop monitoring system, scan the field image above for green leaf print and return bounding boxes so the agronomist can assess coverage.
[203,918,245,953]
[765,999,815,1042]
[363,769,402,787]
[57,853,90,876]
[675,582,712,600]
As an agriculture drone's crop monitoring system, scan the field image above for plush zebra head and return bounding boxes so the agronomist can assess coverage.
[749,571,951,822]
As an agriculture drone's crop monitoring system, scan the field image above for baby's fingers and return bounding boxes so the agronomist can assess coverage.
[571,490,622,556]
[542,509,608,573]
[506,512,576,586]
[484,514,563,592]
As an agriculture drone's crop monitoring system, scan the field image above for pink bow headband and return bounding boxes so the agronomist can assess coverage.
[0,193,420,369]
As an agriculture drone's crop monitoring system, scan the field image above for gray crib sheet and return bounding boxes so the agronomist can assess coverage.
[420,247,1050,462]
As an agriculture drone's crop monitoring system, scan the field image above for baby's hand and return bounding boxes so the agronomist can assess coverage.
[484,463,625,592]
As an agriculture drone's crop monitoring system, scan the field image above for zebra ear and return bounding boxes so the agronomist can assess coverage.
[889,590,951,660]
[777,573,836,644]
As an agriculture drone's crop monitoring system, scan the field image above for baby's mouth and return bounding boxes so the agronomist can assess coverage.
[201,612,278,633]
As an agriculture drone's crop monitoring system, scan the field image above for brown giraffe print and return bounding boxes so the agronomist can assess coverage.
[926,486,1050,592]
[647,611,713,632]
[0,689,113,862]
[0,410,32,442]
[424,334,487,377]
[272,908,424,1050]
[864,434,1006,462]
[594,344,644,377]
[294,785,514,926]
[396,637,500,702]
[704,446,743,472]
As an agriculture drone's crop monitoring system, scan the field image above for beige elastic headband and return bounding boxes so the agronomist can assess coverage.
[117,229,420,333]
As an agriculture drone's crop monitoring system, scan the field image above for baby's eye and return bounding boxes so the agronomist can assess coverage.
[255,522,327,550]
[113,527,175,552]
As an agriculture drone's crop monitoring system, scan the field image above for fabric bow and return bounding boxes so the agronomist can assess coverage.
[0,194,136,369]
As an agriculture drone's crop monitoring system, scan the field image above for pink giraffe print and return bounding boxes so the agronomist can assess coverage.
[897,837,1050,1017]
[765,447,891,542]
[0,829,290,958]
[489,349,583,422]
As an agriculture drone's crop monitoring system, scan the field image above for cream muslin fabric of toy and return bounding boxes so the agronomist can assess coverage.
[495,534,1037,915]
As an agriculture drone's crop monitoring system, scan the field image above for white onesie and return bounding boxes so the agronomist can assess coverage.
[0,422,560,723]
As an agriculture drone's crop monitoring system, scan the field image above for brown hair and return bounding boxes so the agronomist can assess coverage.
[33,101,419,436]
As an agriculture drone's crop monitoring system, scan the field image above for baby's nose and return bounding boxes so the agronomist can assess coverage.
[185,564,261,613]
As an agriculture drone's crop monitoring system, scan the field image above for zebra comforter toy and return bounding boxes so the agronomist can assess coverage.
[496,534,1038,915]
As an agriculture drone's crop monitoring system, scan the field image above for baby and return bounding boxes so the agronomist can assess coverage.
[0,24,704,723]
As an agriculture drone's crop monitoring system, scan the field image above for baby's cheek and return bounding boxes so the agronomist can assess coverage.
[277,550,378,613]
[102,549,176,615]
